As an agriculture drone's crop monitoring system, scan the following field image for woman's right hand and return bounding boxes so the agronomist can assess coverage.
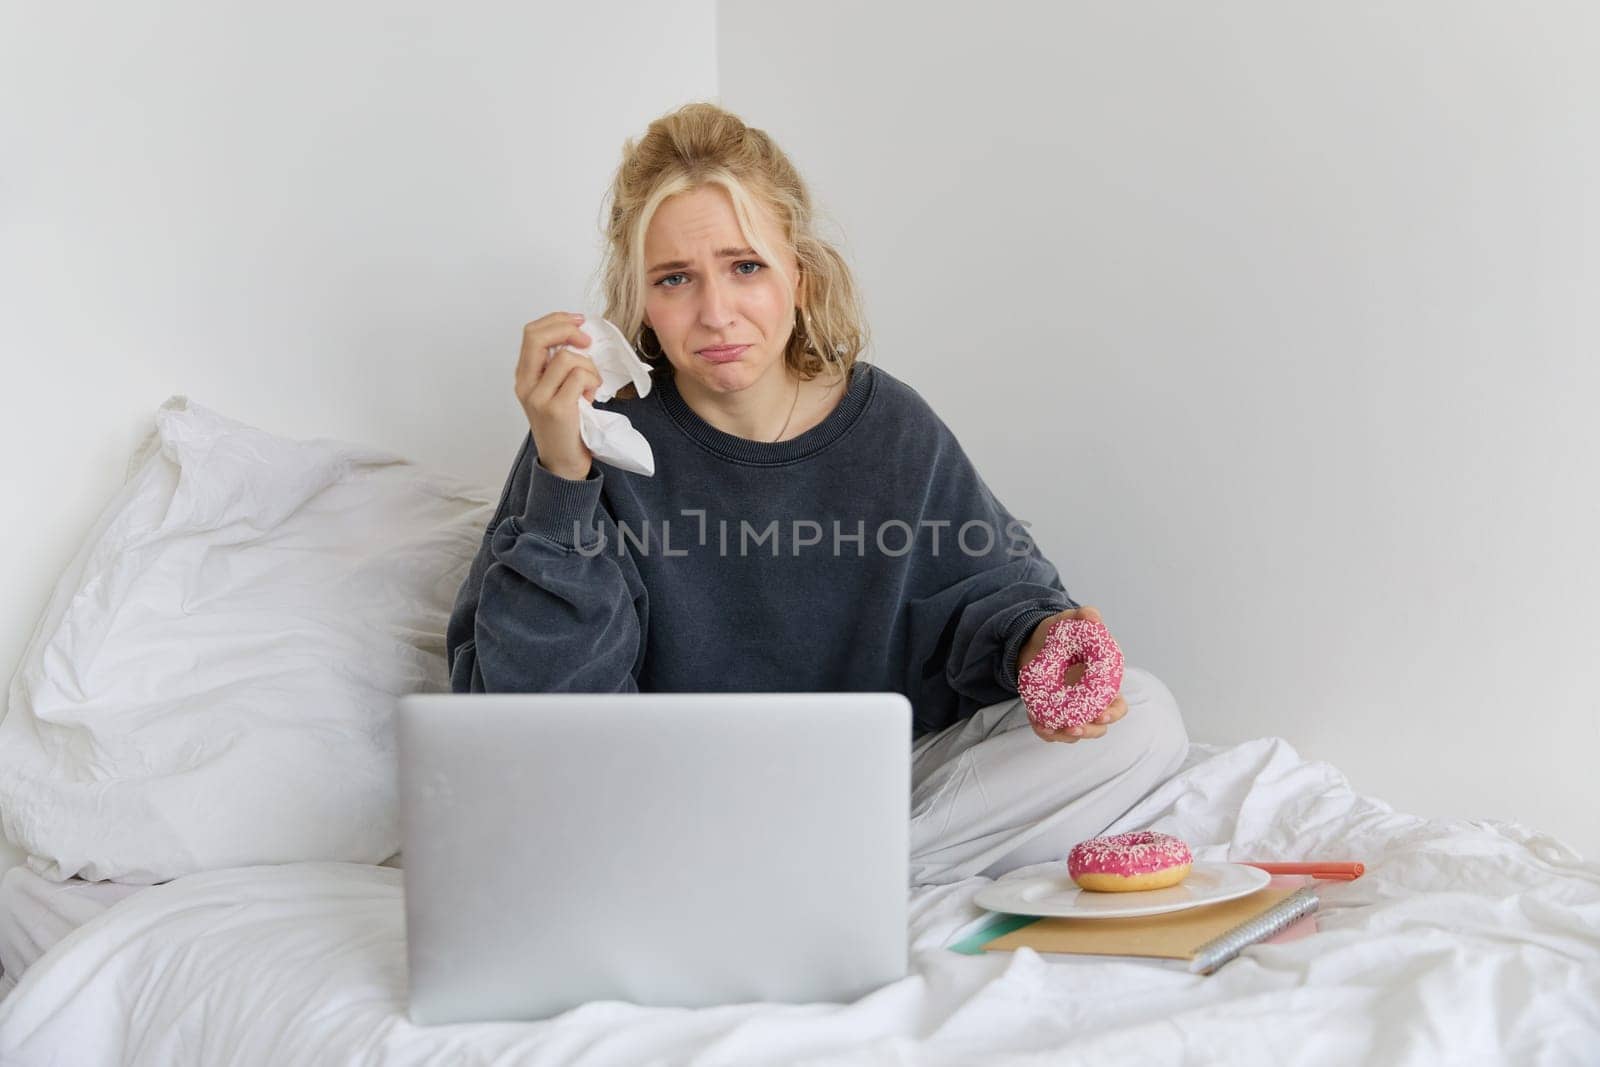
[516,312,602,481]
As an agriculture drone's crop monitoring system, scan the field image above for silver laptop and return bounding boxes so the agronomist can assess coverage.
[396,692,912,1025]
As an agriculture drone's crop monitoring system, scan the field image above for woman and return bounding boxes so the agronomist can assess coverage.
[446,102,1189,885]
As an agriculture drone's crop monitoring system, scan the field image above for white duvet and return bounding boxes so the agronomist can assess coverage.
[1,737,1596,1066]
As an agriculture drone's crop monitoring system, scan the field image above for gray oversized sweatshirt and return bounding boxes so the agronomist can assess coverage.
[445,361,1078,739]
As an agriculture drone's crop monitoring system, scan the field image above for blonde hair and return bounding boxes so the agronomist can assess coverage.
[594,102,868,399]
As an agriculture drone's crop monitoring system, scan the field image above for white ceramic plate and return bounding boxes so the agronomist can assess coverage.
[973,861,1272,919]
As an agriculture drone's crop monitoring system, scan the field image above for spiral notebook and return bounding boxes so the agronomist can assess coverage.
[948,875,1320,974]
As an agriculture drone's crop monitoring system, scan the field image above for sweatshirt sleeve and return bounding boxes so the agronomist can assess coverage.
[445,432,648,693]
[900,422,1077,735]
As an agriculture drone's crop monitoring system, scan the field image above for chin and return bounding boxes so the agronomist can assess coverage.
[676,350,771,391]
[698,366,758,392]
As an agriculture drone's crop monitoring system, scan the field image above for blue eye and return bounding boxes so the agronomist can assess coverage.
[735,261,763,276]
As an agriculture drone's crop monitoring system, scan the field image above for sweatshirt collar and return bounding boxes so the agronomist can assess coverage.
[656,362,876,466]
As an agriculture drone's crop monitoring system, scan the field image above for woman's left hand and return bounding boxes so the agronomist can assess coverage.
[1016,605,1128,744]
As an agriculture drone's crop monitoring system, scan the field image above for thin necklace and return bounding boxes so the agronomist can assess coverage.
[770,378,801,442]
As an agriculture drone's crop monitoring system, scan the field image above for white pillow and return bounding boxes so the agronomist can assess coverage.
[0,396,496,883]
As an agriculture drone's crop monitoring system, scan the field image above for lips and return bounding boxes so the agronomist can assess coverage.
[696,344,750,362]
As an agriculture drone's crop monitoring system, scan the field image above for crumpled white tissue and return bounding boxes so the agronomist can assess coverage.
[553,316,656,477]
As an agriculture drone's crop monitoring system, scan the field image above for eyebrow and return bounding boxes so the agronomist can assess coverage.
[647,247,759,274]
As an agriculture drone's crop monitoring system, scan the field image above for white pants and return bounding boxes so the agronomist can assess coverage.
[908,665,1190,886]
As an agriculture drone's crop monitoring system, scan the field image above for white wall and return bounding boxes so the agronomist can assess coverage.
[0,0,717,872]
[720,2,1599,859]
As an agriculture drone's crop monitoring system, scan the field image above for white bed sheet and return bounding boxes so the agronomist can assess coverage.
[0,868,143,999]
[0,737,1595,1066]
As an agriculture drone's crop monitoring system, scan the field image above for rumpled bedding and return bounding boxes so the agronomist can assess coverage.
[1,737,1595,1066]
[0,870,141,998]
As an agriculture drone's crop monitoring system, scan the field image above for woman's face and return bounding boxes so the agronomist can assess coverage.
[641,185,801,396]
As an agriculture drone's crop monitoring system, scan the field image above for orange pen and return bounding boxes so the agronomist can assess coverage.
[1241,861,1364,880]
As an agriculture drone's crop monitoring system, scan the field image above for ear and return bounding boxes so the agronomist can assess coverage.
[795,270,808,311]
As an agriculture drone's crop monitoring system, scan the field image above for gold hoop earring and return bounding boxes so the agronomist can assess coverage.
[635,325,660,360]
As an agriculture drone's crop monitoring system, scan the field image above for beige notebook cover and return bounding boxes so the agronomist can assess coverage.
[983,884,1304,961]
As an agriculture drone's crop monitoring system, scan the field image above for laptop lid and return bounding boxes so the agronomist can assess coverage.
[397,691,911,1024]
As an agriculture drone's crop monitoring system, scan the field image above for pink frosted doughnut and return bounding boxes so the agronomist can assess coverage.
[1067,830,1194,892]
[1016,617,1124,731]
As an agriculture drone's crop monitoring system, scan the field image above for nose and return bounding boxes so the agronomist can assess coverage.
[697,271,735,330]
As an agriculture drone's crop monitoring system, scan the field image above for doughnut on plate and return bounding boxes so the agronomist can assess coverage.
[973,861,1271,919]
